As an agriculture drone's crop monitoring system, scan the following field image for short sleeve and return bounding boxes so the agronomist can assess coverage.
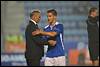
[53,24,63,35]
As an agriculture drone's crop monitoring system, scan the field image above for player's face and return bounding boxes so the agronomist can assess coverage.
[47,13,55,24]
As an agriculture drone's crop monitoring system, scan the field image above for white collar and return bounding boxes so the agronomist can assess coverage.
[55,22,59,25]
[30,19,37,25]
[45,22,59,29]
[50,22,59,27]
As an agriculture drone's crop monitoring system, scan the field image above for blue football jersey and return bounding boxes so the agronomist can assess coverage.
[43,22,65,57]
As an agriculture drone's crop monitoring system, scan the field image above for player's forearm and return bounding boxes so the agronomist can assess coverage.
[48,40,56,46]
[41,31,57,37]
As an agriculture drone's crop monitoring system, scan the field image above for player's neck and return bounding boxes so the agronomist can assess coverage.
[50,20,56,26]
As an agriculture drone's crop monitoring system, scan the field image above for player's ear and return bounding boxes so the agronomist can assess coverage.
[54,16,56,19]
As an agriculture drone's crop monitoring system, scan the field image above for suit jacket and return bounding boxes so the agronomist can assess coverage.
[25,20,48,59]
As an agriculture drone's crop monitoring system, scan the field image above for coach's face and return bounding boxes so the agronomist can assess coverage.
[32,13,41,23]
[47,13,55,24]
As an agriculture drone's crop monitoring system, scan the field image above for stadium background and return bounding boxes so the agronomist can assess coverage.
[1,1,99,66]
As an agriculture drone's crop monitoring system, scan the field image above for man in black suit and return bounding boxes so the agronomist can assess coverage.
[25,9,56,66]
[86,7,99,66]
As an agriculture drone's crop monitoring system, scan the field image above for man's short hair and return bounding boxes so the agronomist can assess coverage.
[89,7,97,14]
[47,9,57,16]
[30,9,41,18]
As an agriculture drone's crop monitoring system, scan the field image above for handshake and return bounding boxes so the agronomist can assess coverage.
[32,28,56,46]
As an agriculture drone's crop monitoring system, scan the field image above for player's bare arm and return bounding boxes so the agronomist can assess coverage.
[32,29,57,37]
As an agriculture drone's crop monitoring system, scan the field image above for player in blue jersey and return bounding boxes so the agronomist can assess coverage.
[32,9,66,66]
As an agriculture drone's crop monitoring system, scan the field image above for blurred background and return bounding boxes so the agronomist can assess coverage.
[1,1,99,66]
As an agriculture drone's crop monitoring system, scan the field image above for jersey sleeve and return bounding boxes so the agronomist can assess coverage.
[53,24,63,35]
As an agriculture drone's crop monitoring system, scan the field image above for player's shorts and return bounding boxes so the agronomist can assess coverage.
[44,56,66,66]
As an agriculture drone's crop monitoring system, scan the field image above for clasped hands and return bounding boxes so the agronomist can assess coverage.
[32,29,56,46]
